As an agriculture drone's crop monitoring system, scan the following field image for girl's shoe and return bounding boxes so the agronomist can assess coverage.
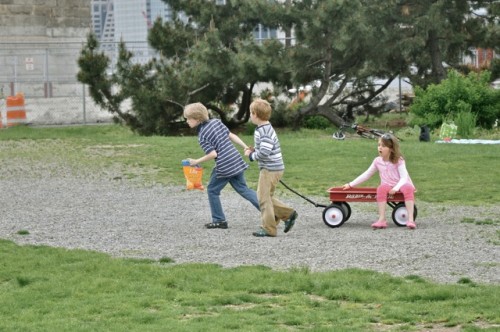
[406,221,416,229]
[371,220,387,229]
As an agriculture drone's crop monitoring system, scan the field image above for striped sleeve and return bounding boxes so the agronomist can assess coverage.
[252,124,284,171]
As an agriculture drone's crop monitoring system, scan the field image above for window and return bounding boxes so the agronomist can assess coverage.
[253,24,277,43]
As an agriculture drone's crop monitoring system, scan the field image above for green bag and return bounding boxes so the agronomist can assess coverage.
[439,121,458,140]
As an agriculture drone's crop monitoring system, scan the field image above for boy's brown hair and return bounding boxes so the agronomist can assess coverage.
[184,103,209,122]
[250,98,272,121]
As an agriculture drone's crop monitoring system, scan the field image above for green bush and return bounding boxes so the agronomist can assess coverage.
[303,115,332,129]
[270,100,295,127]
[409,70,500,129]
[243,122,256,135]
[455,110,477,138]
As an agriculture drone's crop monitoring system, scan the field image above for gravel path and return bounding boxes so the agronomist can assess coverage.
[1,173,499,285]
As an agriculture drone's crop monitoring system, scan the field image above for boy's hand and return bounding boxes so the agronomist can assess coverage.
[244,146,254,157]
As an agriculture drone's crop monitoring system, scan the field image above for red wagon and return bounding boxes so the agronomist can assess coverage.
[323,187,418,228]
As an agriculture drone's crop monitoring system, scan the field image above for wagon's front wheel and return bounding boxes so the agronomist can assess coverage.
[322,204,346,228]
[391,203,418,227]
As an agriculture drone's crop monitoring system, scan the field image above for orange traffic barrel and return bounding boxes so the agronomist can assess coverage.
[6,93,27,127]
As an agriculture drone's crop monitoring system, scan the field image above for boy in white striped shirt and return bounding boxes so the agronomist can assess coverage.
[245,99,298,237]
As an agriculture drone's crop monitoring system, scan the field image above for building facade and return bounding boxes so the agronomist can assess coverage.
[91,0,174,63]
[0,1,91,97]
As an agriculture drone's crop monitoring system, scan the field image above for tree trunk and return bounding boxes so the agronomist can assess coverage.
[316,104,344,127]
[428,29,447,84]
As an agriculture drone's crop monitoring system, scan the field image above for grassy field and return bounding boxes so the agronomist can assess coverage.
[1,123,499,204]
[1,123,499,331]
[1,239,499,331]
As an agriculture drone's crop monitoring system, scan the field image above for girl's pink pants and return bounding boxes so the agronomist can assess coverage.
[376,183,415,202]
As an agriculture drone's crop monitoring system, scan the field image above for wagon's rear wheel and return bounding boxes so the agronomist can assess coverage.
[322,204,346,228]
[391,203,418,227]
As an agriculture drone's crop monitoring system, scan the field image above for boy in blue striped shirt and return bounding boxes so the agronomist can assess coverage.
[184,103,259,229]
[245,99,298,237]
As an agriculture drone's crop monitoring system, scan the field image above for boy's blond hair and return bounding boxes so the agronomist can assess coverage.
[250,98,272,121]
[184,103,209,122]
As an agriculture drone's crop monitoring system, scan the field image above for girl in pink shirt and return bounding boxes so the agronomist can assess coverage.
[343,134,416,229]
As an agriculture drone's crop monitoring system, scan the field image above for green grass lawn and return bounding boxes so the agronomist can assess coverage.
[1,124,499,331]
[1,239,499,331]
[1,123,499,204]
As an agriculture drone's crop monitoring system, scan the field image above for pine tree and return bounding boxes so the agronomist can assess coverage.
[77,0,498,135]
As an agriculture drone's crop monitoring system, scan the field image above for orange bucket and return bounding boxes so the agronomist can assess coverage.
[6,93,27,127]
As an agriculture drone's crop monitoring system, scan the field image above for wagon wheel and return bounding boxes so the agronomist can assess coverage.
[391,203,418,227]
[338,202,352,222]
[322,204,346,228]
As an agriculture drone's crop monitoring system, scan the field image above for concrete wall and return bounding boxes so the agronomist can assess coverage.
[0,1,91,100]
[0,0,91,41]
[0,96,114,127]
[0,1,96,125]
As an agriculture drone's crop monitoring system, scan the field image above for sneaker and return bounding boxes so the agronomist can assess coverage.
[406,221,416,229]
[252,228,273,237]
[284,211,298,233]
[205,221,228,229]
[371,220,387,229]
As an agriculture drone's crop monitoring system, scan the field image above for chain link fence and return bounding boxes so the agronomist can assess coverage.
[0,41,151,127]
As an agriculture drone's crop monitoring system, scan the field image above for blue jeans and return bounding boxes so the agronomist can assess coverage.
[208,169,260,222]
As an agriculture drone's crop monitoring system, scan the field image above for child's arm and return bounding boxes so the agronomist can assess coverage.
[247,135,274,161]
[187,150,217,166]
[343,160,377,189]
[228,132,249,151]
[392,161,410,191]
[245,147,255,160]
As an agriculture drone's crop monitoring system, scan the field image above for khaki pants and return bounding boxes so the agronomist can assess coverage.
[257,169,294,236]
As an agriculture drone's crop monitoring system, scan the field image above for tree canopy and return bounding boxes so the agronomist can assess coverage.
[77,0,499,135]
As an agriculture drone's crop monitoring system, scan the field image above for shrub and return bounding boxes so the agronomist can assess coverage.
[303,115,332,129]
[409,70,500,129]
[270,100,295,127]
[455,110,477,138]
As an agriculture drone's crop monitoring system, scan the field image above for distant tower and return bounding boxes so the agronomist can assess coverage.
[91,0,116,51]
[91,0,174,63]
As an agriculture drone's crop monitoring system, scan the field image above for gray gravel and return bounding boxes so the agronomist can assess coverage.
[1,174,499,285]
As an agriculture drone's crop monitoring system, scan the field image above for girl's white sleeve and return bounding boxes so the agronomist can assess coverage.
[393,162,409,191]
[349,159,377,187]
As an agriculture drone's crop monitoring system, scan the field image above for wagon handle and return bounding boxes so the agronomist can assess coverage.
[279,180,328,208]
